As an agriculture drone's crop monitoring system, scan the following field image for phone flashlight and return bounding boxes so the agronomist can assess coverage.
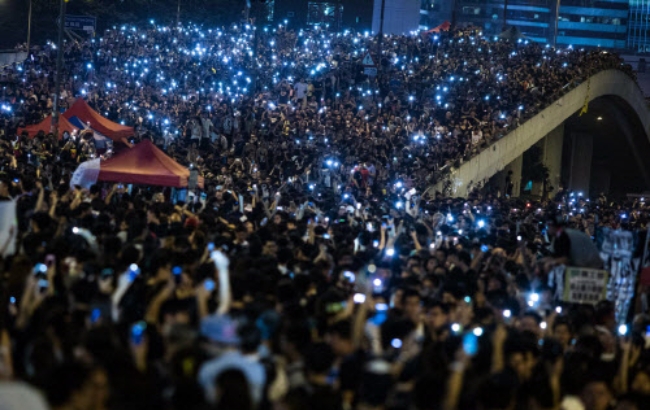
[204,279,216,292]
[90,308,101,324]
[343,271,356,282]
[131,321,147,345]
[463,332,478,355]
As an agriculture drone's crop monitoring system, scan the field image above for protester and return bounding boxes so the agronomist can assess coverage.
[0,20,646,410]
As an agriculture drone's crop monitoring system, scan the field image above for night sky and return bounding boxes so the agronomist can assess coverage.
[0,0,30,49]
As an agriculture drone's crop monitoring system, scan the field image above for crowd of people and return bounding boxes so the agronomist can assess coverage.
[0,19,647,410]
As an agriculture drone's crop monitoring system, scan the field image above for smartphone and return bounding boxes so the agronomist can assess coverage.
[462,332,479,356]
[130,321,147,345]
[208,242,215,251]
[480,245,489,253]
[90,308,101,324]
[204,278,216,292]
[37,278,49,291]
[371,303,389,326]
[33,263,47,275]
[366,222,374,232]
[343,271,355,283]
[353,293,366,304]
[128,264,140,282]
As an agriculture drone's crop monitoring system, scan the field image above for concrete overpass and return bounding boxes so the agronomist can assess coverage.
[0,50,27,67]
[433,69,650,197]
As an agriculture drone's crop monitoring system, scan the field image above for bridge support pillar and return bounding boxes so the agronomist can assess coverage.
[568,132,593,197]
[541,124,564,197]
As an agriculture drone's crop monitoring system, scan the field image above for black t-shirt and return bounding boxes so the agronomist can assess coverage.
[339,349,366,394]
[552,230,571,259]
[287,383,343,410]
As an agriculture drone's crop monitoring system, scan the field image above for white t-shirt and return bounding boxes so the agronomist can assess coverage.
[190,120,202,140]
[471,130,482,145]
[201,118,213,139]
[294,82,307,100]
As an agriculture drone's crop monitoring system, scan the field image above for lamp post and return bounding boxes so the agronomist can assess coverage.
[27,0,32,53]
[250,0,267,95]
[376,0,386,77]
[51,0,67,134]
[554,0,561,47]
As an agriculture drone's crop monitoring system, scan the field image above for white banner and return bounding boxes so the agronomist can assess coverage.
[70,158,101,190]
[563,267,609,305]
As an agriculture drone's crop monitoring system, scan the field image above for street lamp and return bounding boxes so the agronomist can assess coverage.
[27,0,32,53]
[51,0,67,134]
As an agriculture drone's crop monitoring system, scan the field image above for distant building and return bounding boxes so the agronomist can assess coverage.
[273,0,420,35]
[557,0,628,49]
[273,0,374,31]
[628,0,650,52]
[453,0,554,42]
[452,0,628,50]
[421,0,454,30]
[371,0,421,34]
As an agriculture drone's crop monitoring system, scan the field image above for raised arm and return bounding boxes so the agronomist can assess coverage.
[211,251,231,316]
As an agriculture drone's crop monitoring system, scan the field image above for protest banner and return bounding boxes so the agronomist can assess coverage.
[562,267,609,305]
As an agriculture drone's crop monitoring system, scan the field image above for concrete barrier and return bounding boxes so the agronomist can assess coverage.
[0,51,27,67]
[434,70,649,197]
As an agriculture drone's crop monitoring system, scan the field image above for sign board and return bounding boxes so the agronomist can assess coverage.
[362,53,376,67]
[364,67,377,76]
[65,15,97,32]
[562,267,609,305]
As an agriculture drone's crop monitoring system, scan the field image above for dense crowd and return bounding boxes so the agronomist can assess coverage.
[0,22,635,189]
[0,20,647,410]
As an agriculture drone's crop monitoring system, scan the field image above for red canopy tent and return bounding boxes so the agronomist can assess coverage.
[17,115,79,139]
[425,21,451,34]
[97,140,204,188]
[63,98,134,145]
